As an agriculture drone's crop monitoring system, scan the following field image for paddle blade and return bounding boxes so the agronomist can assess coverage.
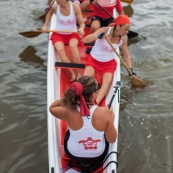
[121,0,133,3]
[39,13,46,20]
[127,30,139,39]
[19,31,42,38]
[131,75,148,88]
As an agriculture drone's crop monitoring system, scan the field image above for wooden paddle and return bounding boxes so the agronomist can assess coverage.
[121,0,133,3]
[105,35,147,88]
[19,30,77,38]
[39,0,55,20]
[95,2,139,39]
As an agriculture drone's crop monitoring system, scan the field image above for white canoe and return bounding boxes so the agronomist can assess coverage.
[47,10,121,173]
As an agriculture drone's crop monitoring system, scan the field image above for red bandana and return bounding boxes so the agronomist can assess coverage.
[110,15,130,27]
[70,82,90,116]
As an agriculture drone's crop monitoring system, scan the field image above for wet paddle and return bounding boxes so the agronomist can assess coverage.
[105,35,147,88]
[121,0,133,3]
[19,30,77,38]
[95,2,139,39]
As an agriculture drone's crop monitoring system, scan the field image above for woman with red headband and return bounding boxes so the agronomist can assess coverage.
[49,75,116,172]
[83,15,136,105]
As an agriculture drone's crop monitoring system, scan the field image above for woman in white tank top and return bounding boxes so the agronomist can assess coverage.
[42,0,85,82]
[49,75,117,172]
[83,15,136,105]
[47,0,80,6]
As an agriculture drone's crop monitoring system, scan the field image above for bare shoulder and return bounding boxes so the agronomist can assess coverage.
[122,35,128,43]
[51,2,57,13]
[95,106,112,119]
[73,2,81,13]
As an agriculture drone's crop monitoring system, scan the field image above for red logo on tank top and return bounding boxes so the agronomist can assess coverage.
[59,19,75,25]
[78,137,101,150]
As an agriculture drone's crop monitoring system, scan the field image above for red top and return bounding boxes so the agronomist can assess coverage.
[92,0,123,18]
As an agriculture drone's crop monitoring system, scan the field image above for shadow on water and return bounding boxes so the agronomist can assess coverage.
[128,31,147,47]
[19,46,46,68]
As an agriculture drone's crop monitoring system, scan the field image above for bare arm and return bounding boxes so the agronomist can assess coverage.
[49,99,67,120]
[116,0,124,15]
[74,3,85,36]
[120,36,132,68]
[42,3,56,31]
[73,0,80,5]
[83,27,108,43]
[80,0,91,10]
[118,11,124,15]
[104,109,117,143]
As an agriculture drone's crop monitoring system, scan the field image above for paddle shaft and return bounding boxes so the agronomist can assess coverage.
[105,35,132,75]
[105,35,148,87]
[96,2,114,19]
[36,30,77,33]
[19,29,78,38]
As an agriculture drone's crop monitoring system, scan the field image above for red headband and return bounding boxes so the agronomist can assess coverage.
[70,82,90,116]
[110,15,130,27]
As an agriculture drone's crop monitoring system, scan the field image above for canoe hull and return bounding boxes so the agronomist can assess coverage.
[47,13,121,173]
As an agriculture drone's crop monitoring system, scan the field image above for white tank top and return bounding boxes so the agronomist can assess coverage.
[91,27,122,62]
[67,105,106,158]
[55,2,77,33]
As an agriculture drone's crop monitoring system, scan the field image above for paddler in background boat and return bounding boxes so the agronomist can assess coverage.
[49,76,117,173]
[81,0,124,34]
[45,0,80,13]
[83,15,136,105]
[47,0,80,6]
[42,0,85,82]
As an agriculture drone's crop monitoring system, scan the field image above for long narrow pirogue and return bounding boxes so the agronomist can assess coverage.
[47,9,121,173]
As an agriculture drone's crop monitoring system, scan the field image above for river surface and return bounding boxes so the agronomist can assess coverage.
[0,0,173,173]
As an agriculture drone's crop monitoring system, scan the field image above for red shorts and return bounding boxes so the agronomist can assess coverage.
[50,33,84,47]
[86,54,117,75]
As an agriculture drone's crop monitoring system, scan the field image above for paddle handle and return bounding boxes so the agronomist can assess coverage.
[38,30,77,33]
[105,35,133,76]
[48,30,77,33]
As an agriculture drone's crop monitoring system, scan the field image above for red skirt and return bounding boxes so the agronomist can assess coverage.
[50,33,84,47]
[86,54,117,75]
